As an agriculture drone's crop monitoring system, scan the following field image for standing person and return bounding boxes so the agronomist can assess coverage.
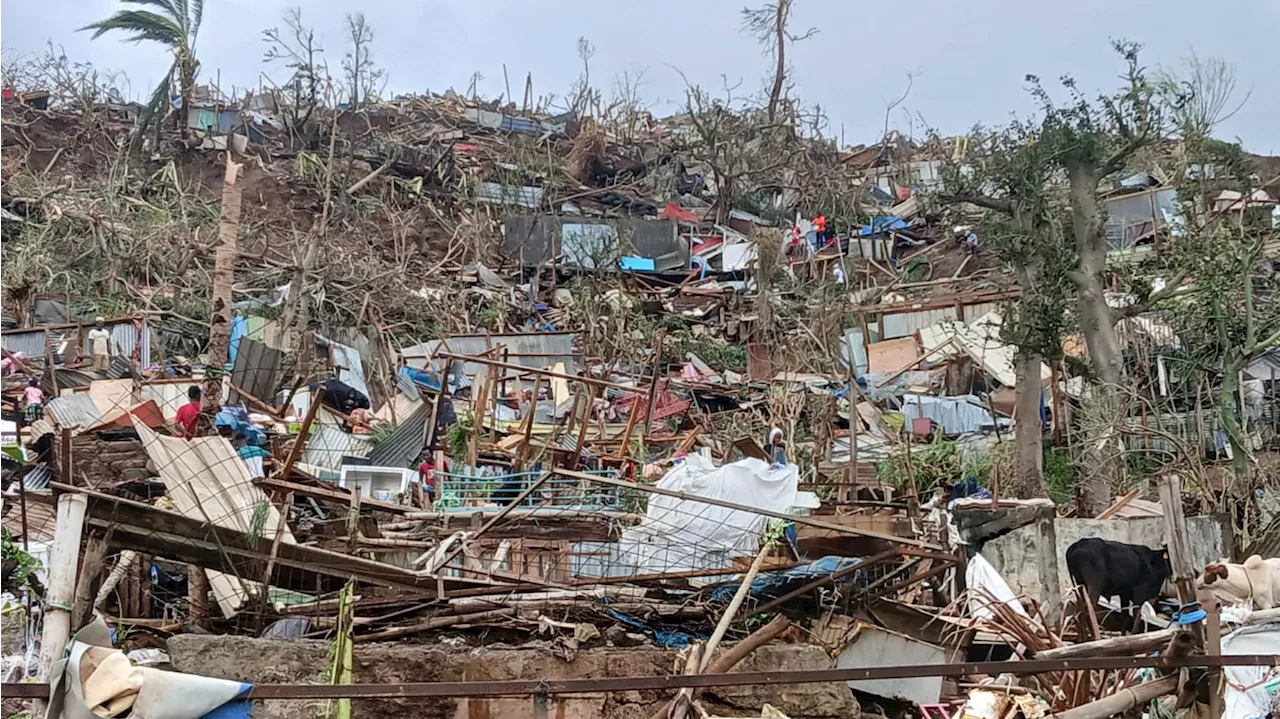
[175,386,202,439]
[23,378,44,425]
[417,454,437,508]
[87,318,113,372]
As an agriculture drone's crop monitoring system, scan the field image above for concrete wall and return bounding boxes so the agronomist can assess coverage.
[167,635,859,719]
[980,515,1232,621]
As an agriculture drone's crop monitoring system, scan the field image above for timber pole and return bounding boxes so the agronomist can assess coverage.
[35,492,88,714]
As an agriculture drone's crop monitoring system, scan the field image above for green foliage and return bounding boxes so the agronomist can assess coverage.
[1043,447,1077,505]
[2,527,43,593]
[247,500,271,543]
[902,256,931,282]
[876,441,964,495]
[446,411,475,461]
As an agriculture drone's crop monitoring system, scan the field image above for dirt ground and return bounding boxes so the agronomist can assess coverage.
[167,634,861,719]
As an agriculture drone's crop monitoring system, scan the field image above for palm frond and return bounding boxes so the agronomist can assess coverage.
[130,68,173,154]
[120,0,182,23]
[80,9,183,44]
[170,0,191,33]
[189,0,204,38]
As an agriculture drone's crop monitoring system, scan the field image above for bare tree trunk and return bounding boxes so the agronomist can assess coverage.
[201,156,243,430]
[766,0,789,122]
[1013,349,1048,498]
[1217,357,1252,483]
[1067,160,1124,514]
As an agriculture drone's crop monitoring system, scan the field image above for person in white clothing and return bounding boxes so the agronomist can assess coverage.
[87,317,114,372]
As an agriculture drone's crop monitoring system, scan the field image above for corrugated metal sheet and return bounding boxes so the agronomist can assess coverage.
[476,182,543,209]
[902,394,1011,435]
[54,370,95,390]
[919,313,1051,388]
[135,422,293,618]
[395,372,422,401]
[840,328,869,376]
[317,335,369,399]
[366,402,430,468]
[22,465,52,490]
[228,338,283,406]
[1,328,47,357]
[106,355,133,379]
[961,302,1001,323]
[400,333,578,379]
[45,394,103,430]
[881,307,957,339]
[79,320,151,368]
[303,426,372,470]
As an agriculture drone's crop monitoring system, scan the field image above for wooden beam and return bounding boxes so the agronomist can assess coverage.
[276,390,322,480]
[253,477,410,515]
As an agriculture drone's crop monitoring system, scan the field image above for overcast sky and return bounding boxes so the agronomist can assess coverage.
[2,0,1276,153]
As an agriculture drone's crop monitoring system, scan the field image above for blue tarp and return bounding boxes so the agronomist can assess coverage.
[399,365,442,391]
[710,556,864,601]
[860,216,907,236]
[619,256,656,272]
[604,602,701,648]
[227,315,248,369]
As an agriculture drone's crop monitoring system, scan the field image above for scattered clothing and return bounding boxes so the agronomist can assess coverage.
[1,352,25,375]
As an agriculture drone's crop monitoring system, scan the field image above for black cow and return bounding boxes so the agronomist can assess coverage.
[1065,538,1171,633]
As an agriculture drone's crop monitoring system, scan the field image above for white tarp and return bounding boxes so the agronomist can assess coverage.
[134,420,295,618]
[616,455,798,575]
[965,553,1028,620]
[1221,625,1280,719]
[47,615,249,719]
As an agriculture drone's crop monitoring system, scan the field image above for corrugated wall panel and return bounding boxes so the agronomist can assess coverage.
[303,427,372,470]
[881,308,957,339]
[1,329,48,357]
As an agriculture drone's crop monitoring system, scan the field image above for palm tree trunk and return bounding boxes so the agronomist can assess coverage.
[201,156,243,429]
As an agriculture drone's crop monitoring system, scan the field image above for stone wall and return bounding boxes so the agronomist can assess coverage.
[981,514,1232,621]
[66,432,155,488]
[168,635,860,719]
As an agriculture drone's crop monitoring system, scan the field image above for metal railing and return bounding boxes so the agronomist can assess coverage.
[434,469,625,512]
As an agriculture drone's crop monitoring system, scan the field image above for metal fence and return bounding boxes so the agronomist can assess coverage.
[434,469,625,512]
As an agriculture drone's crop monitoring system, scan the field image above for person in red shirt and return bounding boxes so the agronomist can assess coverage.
[175,386,202,439]
[417,454,437,506]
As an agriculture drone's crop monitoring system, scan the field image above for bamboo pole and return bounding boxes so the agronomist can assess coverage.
[1030,628,1184,660]
[36,492,88,711]
[1045,675,1177,719]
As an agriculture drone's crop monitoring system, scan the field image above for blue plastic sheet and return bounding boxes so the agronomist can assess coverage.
[710,556,864,601]
[604,602,701,648]
[859,216,907,236]
[619,256,656,272]
[400,365,442,391]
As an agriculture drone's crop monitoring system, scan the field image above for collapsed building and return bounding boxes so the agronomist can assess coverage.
[1,74,1280,719]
